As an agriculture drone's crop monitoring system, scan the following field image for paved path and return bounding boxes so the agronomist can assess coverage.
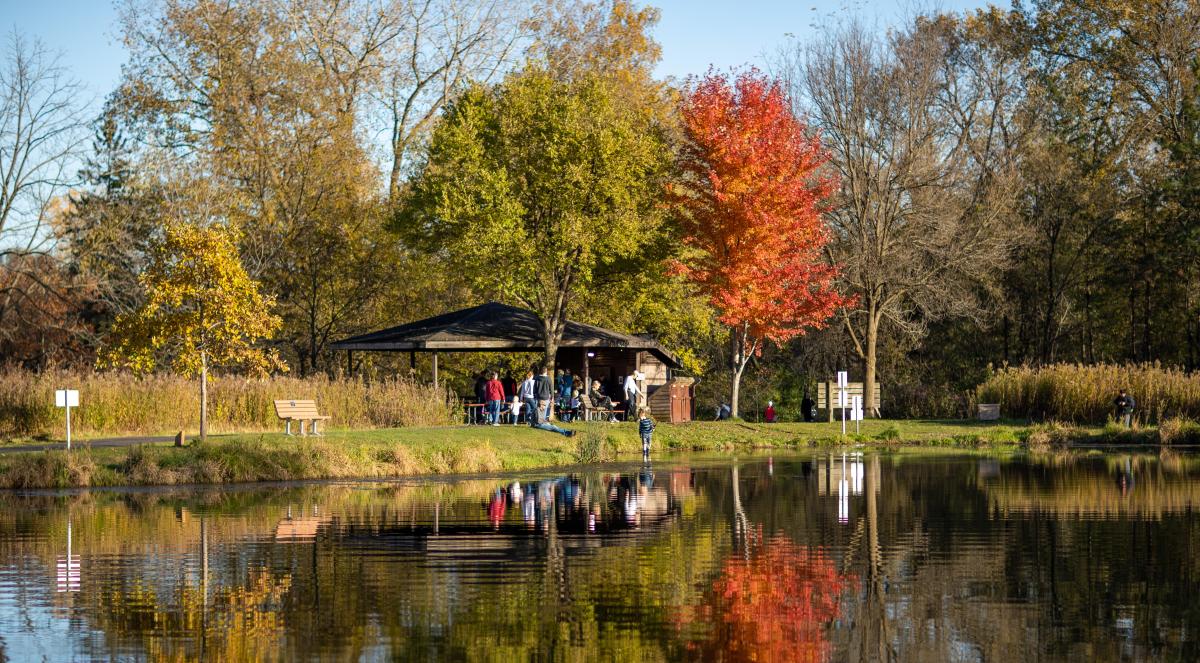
[0,436,174,454]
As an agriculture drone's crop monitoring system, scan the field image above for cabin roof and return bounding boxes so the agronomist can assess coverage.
[330,301,681,368]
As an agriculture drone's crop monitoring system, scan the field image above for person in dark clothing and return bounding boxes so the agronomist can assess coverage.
[801,393,815,422]
[501,373,517,403]
[474,371,487,404]
[534,369,554,415]
[472,371,488,424]
[532,367,573,436]
[1114,389,1136,427]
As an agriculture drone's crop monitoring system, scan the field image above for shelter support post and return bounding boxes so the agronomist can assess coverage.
[432,353,439,389]
[346,351,353,377]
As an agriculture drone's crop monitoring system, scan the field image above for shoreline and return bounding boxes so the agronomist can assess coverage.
[0,419,1188,490]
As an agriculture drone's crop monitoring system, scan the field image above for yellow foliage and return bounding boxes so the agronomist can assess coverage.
[101,222,283,376]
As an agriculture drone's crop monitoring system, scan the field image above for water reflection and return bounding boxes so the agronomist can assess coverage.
[0,452,1198,660]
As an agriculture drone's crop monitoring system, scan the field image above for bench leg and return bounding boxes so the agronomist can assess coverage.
[312,420,321,436]
[286,420,292,436]
[300,420,308,436]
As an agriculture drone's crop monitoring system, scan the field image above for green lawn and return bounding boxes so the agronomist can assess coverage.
[0,418,1131,490]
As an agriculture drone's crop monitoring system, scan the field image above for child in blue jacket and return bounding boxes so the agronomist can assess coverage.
[637,408,655,461]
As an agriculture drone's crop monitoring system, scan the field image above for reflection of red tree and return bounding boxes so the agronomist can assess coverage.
[681,533,854,662]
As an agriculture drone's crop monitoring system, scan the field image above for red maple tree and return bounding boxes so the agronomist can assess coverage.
[673,69,850,417]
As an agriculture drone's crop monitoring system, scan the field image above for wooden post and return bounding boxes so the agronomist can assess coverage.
[827,381,834,423]
[409,351,416,378]
[432,353,439,389]
[346,351,353,377]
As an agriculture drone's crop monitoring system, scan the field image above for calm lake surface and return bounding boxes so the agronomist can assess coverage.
[0,451,1198,662]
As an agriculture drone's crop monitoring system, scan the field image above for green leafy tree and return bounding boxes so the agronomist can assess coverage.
[395,66,672,368]
[101,222,283,441]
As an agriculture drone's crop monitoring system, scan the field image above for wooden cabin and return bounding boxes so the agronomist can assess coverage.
[331,302,694,423]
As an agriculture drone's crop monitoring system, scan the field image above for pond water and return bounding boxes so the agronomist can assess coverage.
[0,451,1198,661]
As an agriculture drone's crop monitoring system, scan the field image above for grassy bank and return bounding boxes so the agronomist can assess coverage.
[0,369,457,439]
[4,418,1196,490]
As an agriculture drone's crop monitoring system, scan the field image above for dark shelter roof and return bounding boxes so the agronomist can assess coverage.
[330,302,682,368]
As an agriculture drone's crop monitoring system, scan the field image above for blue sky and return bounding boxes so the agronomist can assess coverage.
[3,0,994,108]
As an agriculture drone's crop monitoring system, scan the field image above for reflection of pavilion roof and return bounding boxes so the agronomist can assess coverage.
[329,301,681,368]
[331,492,679,559]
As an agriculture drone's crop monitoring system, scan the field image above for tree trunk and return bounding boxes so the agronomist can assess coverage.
[729,326,754,419]
[864,313,880,417]
[199,350,208,443]
[730,367,743,420]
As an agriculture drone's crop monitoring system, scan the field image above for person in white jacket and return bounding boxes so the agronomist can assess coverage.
[623,371,643,413]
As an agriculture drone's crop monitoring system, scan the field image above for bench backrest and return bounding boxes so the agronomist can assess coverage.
[274,399,323,419]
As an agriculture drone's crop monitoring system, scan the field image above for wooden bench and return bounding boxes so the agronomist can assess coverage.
[273,400,330,436]
[581,394,625,422]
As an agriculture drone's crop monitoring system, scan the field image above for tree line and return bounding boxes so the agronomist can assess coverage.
[1,0,1197,418]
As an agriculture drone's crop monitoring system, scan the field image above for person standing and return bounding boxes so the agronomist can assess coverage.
[765,401,777,423]
[800,393,815,423]
[532,366,574,437]
[1114,389,1136,427]
[535,367,554,422]
[519,368,538,425]
[473,371,488,424]
[484,371,505,426]
[624,372,641,416]
[637,407,655,461]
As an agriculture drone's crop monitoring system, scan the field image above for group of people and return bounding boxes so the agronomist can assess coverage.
[472,367,644,426]
[469,365,657,456]
[472,366,575,436]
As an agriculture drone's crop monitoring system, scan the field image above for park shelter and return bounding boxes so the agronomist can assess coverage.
[329,302,695,422]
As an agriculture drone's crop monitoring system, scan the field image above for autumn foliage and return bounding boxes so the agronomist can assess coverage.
[679,534,854,662]
[673,69,849,414]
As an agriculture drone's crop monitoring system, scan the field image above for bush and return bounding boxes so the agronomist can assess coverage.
[0,369,459,439]
[1156,418,1200,446]
[978,363,1200,424]
[874,424,902,441]
[0,450,97,488]
[574,425,615,464]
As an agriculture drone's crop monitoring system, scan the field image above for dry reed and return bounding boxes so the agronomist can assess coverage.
[978,363,1200,424]
[0,369,459,439]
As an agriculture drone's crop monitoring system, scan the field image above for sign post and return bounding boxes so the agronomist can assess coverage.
[836,372,848,435]
[851,395,863,434]
[55,389,79,450]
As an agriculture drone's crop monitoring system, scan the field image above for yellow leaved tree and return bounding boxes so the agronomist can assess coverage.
[102,222,283,442]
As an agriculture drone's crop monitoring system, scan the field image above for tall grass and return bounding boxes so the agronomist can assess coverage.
[978,363,1200,424]
[0,369,459,439]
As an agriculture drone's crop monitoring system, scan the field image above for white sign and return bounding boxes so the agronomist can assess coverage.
[836,371,848,388]
[55,389,79,407]
[55,389,79,449]
[850,396,863,421]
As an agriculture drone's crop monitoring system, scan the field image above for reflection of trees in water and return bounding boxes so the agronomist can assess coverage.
[88,566,291,661]
[679,530,854,662]
[2,455,1200,660]
[981,452,1200,518]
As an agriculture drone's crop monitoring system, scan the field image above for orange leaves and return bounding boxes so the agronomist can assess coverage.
[674,69,849,348]
[679,534,856,662]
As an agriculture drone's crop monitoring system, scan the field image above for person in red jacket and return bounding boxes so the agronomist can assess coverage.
[484,371,506,425]
[765,401,777,423]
